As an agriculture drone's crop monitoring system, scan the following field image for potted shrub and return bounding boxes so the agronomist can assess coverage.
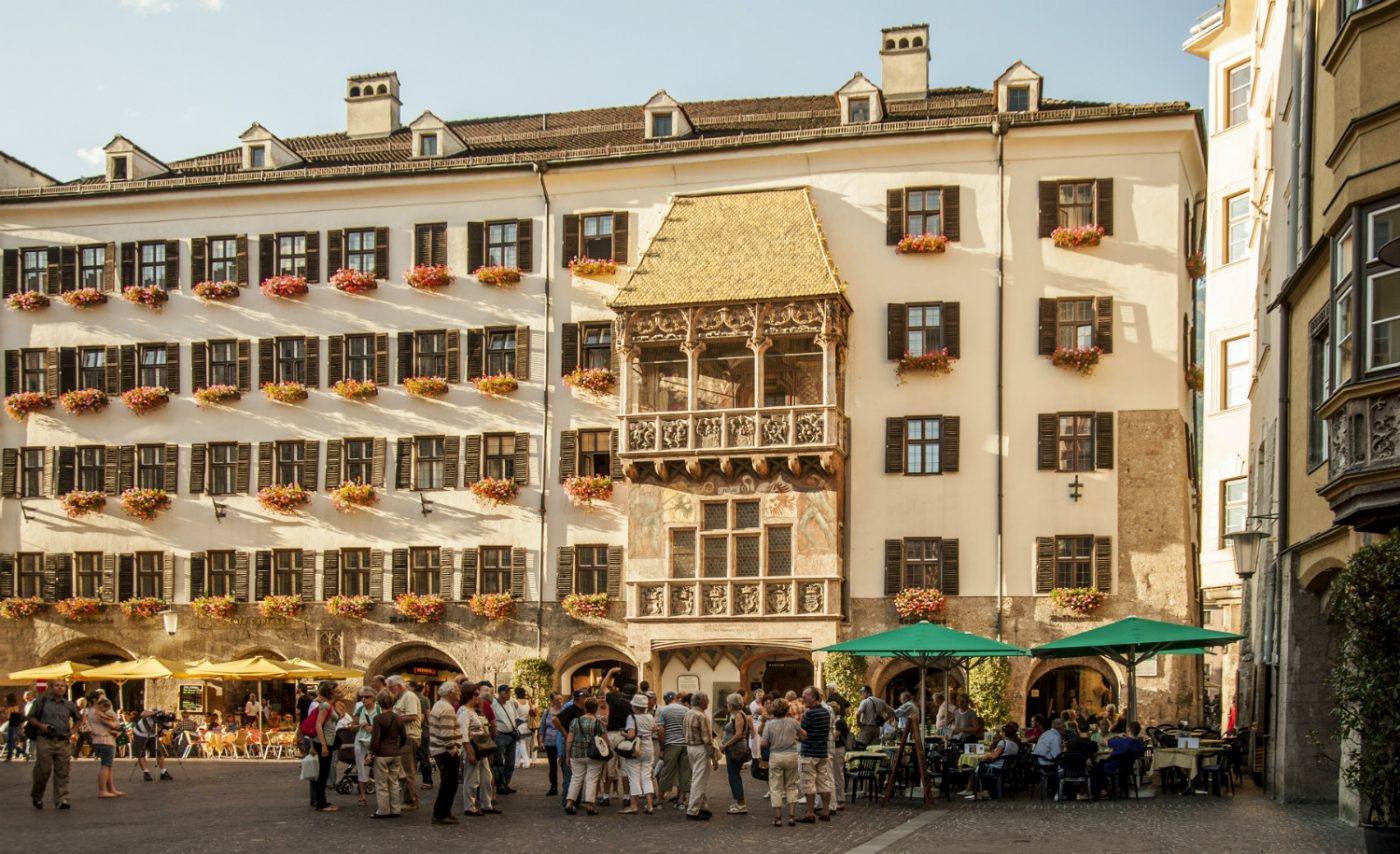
[257,483,311,515]
[6,291,50,311]
[404,264,453,290]
[258,594,304,619]
[194,384,241,405]
[895,233,949,254]
[563,367,616,396]
[329,481,377,511]
[119,487,171,520]
[1328,534,1400,849]
[472,373,518,398]
[470,476,520,506]
[261,274,308,298]
[894,587,946,622]
[568,257,618,277]
[563,474,613,508]
[59,388,109,415]
[122,284,169,308]
[561,592,609,620]
[473,265,522,286]
[1051,346,1103,375]
[59,490,107,519]
[55,596,105,621]
[192,595,237,620]
[261,380,308,403]
[326,594,375,619]
[0,597,45,619]
[121,386,170,414]
[60,287,108,308]
[193,280,240,301]
[467,592,516,623]
[119,597,167,619]
[394,592,445,624]
[1049,587,1105,616]
[332,378,378,400]
[1050,225,1105,250]
[5,392,52,421]
[330,267,378,294]
[895,349,956,383]
[403,376,449,398]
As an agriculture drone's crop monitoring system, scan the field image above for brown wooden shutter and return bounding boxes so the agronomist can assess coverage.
[390,548,408,598]
[58,347,76,394]
[191,341,208,390]
[163,443,178,493]
[304,231,320,283]
[59,246,77,292]
[235,339,252,392]
[41,447,55,497]
[887,304,906,360]
[1038,299,1058,356]
[885,418,905,474]
[395,438,412,489]
[516,219,533,273]
[44,347,58,396]
[164,342,180,393]
[323,439,342,488]
[413,224,431,267]
[446,329,461,383]
[561,214,580,266]
[103,345,120,395]
[467,222,484,271]
[234,235,249,285]
[944,302,961,358]
[117,554,135,601]
[102,243,116,290]
[1035,537,1055,594]
[373,227,389,279]
[256,442,273,489]
[100,553,116,602]
[0,448,15,497]
[612,212,629,264]
[558,430,578,481]
[1095,178,1114,235]
[0,249,16,296]
[235,442,252,493]
[1095,412,1115,470]
[443,435,460,489]
[606,545,623,600]
[940,416,959,473]
[942,186,960,241]
[191,237,207,283]
[117,445,135,494]
[164,240,180,289]
[0,554,12,598]
[609,429,624,479]
[370,549,384,600]
[300,550,316,599]
[886,188,905,245]
[189,443,206,494]
[302,440,319,490]
[1094,297,1114,354]
[396,333,414,383]
[161,552,174,600]
[463,434,482,483]
[2,350,16,396]
[511,546,527,598]
[257,338,274,386]
[1037,181,1059,238]
[1038,414,1058,471]
[466,328,484,380]
[513,433,529,485]
[1094,536,1113,591]
[374,333,390,385]
[254,551,271,601]
[189,553,206,599]
[326,229,343,273]
[431,223,447,267]
[514,325,530,381]
[371,438,387,487]
[561,323,580,375]
[327,336,344,386]
[439,547,455,600]
[56,446,77,495]
[41,553,59,602]
[44,247,60,295]
[234,551,250,601]
[303,336,320,388]
[941,539,959,595]
[258,235,274,283]
[459,549,477,598]
[120,242,137,287]
[322,550,339,599]
[556,547,575,599]
[884,539,903,595]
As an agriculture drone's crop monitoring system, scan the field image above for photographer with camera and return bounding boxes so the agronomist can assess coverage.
[131,708,175,782]
[26,679,81,810]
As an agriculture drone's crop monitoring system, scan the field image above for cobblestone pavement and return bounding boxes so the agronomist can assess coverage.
[0,756,1362,853]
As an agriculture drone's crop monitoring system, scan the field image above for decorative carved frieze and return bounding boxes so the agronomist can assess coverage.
[616,298,847,350]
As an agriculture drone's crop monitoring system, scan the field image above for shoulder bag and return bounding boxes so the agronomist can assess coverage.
[587,720,611,761]
[726,713,752,765]
[615,715,638,758]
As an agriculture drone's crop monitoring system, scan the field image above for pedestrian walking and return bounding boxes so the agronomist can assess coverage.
[414,682,434,790]
[490,684,523,795]
[761,698,803,826]
[427,682,462,824]
[367,689,404,819]
[797,686,834,823]
[386,676,421,811]
[458,690,499,816]
[554,689,586,807]
[655,691,690,809]
[684,692,718,821]
[516,686,536,768]
[541,692,563,796]
[85,695,124,799]
[27,679,81,810]
[721,693,751,815]
[564,696,605,815]
[619,693,656,814]
[351,688,376,807]
[308,681,341,813]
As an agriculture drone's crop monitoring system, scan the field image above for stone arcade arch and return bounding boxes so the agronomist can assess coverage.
[1023,656,1120,722]
[553,643,638,694]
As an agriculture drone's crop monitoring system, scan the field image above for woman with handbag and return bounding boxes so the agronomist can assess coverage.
[564,696,606,815]
[618,694,656,815]
[457,691,499,816]
[721,693,751,815]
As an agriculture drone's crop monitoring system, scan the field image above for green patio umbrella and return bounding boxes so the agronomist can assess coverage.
[1031,616,1242,724]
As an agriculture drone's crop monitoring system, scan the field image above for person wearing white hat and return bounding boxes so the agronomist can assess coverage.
[618,694,657,814]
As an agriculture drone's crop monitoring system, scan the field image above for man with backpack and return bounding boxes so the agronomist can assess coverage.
[26,680,81,810]
[853,685,893,748]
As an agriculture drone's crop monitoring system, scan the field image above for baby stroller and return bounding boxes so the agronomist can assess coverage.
[334,744,374,795]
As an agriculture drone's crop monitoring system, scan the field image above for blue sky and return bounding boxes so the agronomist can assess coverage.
[1,0,1213,181]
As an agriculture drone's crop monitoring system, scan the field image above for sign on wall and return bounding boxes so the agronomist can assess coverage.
[178,684,203,712]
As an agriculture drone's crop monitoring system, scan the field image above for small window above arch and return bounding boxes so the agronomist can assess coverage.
[349,86,361,97]
[376,84,387,94]
[912,36,923,47]
[898,37,909,48]
[885,39,896,49]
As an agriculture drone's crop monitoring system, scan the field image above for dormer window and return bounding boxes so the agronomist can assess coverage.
[835,73,884,126]
[1007,86,1031,113]
[249,145,267,168]
[419,134,439,157]
[849,97,872,124]
[110,156,128,181]
[642,91,693,141]
[651,112,673,138]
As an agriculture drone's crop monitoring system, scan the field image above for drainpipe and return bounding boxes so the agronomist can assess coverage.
[992,117,1008,640]
[534,161,553,656]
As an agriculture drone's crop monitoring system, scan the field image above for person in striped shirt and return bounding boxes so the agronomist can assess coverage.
[797,686,834,823]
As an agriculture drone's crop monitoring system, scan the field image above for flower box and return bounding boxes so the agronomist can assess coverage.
[561,592,609,620]
[193,280,241,301]
[404,264,453,290]
[467,592,516,623]
[55,596,105,621]
[1050,586,1105,616]
[60,490,107,519]
[470,476,520,506]
[564,475,613,508]
[192,595,237,620]
[563,367,617,396]
[1186,363,1204,392]
[0,597,45,619]
[122,285,169,308]
[332,378,378,400]
[5,392,52,422]
[194,384,241,405]
[119,487,171,520]
[257,483,311,515]
[1186,252,1206,280]
[1050,225,1105,250]
[262,380,308,403]
[60,288,109,308]
[60,388,110,415]
[261,274,308,298]
[326,594,375,619]
[1051,346,1103,375]
[6,291,50,311]
[121,385,170,414]
[330,481,378,512]
[568,257,618,277]
[120,597,167,619]
[403,375,449,398]
[894,587,946,621]
[473,265,522,286]
[330,267,379,294]
[395,592,445,624]
[258,594,304,619]
[896,233,949,254]
[473,373,518,398]
[895,349,956,383]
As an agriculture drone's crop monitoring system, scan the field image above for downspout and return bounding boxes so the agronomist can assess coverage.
[993,117,1008,640]
[534,161,553,656]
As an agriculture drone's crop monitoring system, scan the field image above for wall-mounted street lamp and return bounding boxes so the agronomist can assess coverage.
[160,609,179,637]
[17,498,33,523]
[418,492,434,517]
[211,498,227,522]
[1224,528,1271,579]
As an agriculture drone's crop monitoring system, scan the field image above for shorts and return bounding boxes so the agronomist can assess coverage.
[93,743,115,767]
[798,755,833,794]
[132,735,157,758]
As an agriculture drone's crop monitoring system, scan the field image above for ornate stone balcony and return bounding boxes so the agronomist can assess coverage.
[622,405,844,456]
[629,576,841,621]
[1320,380,1400,532]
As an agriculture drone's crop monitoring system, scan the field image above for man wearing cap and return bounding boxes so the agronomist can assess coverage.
[554,689,588,807]
[490,684,522,795]
[655,691,690,809]
[27,679,81,810]
[601,667,634,806]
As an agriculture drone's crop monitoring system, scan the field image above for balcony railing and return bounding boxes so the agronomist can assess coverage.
[620,405,843,457]
[629,576,841,620]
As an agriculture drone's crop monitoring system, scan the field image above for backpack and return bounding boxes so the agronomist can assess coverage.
[22,696,47,741]
[299,704,319,737]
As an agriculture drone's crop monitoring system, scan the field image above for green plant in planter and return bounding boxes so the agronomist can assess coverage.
[514,658,554,704]
[1329,533,1400,833]
[822,651,867,724]
[967,658,1012,730]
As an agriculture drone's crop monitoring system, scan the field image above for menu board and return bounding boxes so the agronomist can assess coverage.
[178,684,203,712]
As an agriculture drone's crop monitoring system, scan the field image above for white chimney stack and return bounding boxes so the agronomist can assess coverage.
[345,72,402,138]
[880,24,930,100]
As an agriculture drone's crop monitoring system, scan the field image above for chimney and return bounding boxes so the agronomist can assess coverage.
[879,24,930,100]
[345,72,402,138]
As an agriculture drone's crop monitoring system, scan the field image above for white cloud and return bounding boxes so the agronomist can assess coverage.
[118,0,175,12]
[75,147,106,168]
[202,0,224,10]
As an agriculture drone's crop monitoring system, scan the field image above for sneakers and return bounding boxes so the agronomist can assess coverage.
[57,801,71,810]
[686,812,711,821]
[727,804,748,814]
[31,798,42,810]
[143,772,154,782]
[160,771,173,781]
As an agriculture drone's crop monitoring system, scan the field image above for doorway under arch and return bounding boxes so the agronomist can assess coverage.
[43,638,139,711]
[879,662,963,719]
[1025,663,1117,721]
[365,643,463,695]
[555,644,638,694]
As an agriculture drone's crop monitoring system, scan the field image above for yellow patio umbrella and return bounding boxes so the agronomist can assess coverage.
[78,656,200,712]
[8,661,92,681]
[284,658,363,680]
[186,656,318,721]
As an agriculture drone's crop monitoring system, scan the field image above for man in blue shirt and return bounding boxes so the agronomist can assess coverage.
[797,687,833,823]
[554,690,587,807]
[1097,721,1145,797]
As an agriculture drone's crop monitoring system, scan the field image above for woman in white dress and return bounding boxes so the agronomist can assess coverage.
[618,693,657,814]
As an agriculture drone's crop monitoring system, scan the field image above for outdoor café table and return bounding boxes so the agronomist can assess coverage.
[1153,747,1223,793]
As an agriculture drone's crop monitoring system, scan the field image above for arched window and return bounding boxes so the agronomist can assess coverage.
[885,39,896,49]
[349,86,361,97]
[376,84,388,94]
[912,36,924,47]
[898,37,909,48]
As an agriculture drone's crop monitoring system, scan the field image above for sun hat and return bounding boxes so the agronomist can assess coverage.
[631,694,648,710]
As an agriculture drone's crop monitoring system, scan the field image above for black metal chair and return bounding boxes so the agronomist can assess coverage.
[1034,755,1059,800]
[1056,751,1091,801]
[1198,750,1235,797]
[846,754,885,804]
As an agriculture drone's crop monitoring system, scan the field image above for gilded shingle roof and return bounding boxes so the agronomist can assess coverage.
[610,188,844,309]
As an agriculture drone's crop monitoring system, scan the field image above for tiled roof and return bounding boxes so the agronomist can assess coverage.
[1,86,1195,200]
[610,188,844,309]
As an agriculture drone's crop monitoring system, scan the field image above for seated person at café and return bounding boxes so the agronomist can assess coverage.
[1091,717,1111,744]
[1065,721,1098,758]
[949,696,976,740]
[968,724,1022,799]
[1095,721,1145,798]
[1023,714,1046,742]
[1031,718,1066,771]
[893,692,920,733]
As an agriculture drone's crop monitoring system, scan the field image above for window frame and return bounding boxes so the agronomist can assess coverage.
[16,553,42,598]
[486,220,519,268]
[134,551,163,598]
[1052,535,1094,590]
[1224,61,1252,129]
[137,343,168,388]
[902,188,944,237]
[78,346,106,391]
[409,547,440,595]
[275,233,308,277]
[344,228,377,274]
[18,447,44,499]
[485,327,517,377]
[208,339,238,387]
[208,443,237,496]
[274,336,306,384]
[1220,476,1249,548]
[340,549,371,597]
[651,112,673,138]
[1224,191,1251,264]
[577,429,611,477]
[207,550,237,597]
[76,445,105,493]
[1055,180,1097,229]
[74,552,103,598]
[19,349,46,393]
[208,236,238,282]
[413,435,445,491]
[580,322,613,371]
[20,249,47,293]
[1055,298,1096,351]
[1055,413,1096,473]
[905,303,945,357]
[574,544,609,595]
[1308,312,1332,469]
[136,444,165,491]
[483,433,516,481]
[344,438,373,485]
[1221,335,1252,410]
[675,498,786,578]
[137,241,167,287]
[274,440,304,487]
[902,538,945,589]
[848,96,871,124]
[581,214,614,260]
[414,330,447,378]
[1007,85,1031,113]
[271,549,301,597]
[344,333,375,381]
[78,245,106,289]
[477,546,511,594]
[903,416,942,476]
